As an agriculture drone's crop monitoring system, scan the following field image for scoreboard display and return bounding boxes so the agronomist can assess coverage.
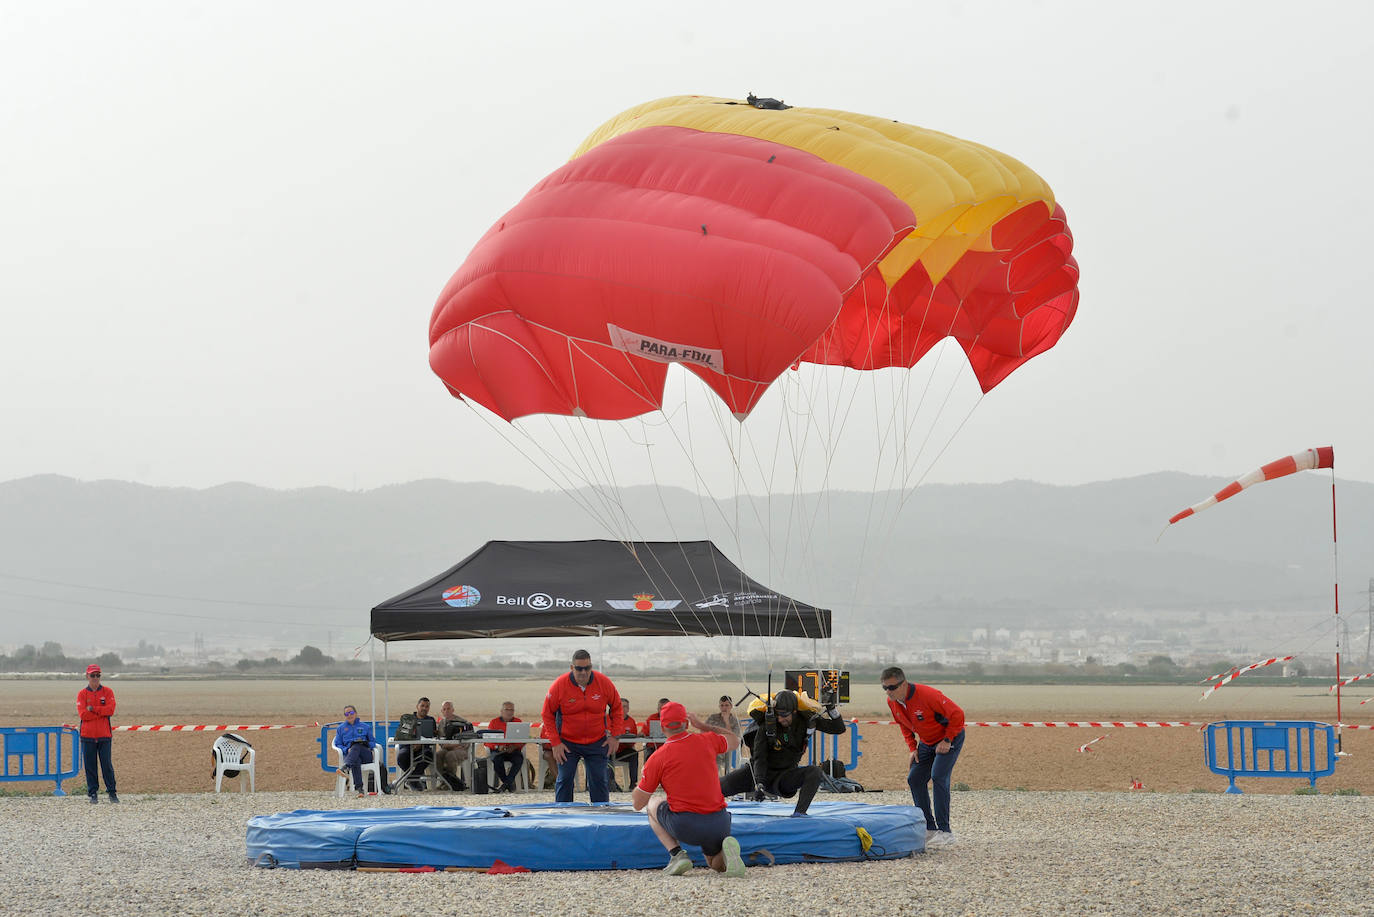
[784,669,850,705]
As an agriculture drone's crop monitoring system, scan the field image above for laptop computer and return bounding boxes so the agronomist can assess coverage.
[648,719,666,739]
[502,721,532,741]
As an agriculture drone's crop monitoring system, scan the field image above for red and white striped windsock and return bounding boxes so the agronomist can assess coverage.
[1168,447,1334,525]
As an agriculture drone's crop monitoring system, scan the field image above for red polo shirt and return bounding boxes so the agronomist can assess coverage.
[76,684,116,739]
[484,715,524,752]
[887,682,965,750]
[637,731,727,813]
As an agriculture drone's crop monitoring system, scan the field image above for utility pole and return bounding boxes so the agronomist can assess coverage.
[1366,577,1373,667]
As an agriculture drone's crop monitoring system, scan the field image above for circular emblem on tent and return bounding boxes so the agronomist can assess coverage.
[527,592,553,610]
[442,585,481,607]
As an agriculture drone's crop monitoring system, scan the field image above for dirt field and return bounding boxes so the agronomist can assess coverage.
[7,677,1372,796]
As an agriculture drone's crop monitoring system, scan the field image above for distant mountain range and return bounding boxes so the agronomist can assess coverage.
[0,472,1369,652]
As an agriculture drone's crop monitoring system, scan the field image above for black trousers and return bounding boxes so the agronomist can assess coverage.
[490,750,525,790]
[81,736,116,796]
[719,763,822,814]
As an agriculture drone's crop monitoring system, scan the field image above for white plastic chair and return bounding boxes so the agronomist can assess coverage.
[212,736,256,793]
[332,743,384,797]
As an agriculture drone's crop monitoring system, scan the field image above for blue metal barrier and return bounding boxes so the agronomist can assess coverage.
[805,721,864,770]
[1204,720,1336,794]
[1,726,81,795]
[317,721,398,774]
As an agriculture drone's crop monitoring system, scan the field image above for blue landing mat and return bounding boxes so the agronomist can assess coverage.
[246,800,925,870]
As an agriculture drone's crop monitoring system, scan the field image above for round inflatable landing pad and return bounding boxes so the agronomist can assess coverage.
[246,800,925,870]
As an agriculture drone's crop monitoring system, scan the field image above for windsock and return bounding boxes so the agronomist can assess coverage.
[1168,447,1333,526]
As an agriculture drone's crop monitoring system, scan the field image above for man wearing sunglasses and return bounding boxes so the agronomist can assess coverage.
[881,667,965,848]
[541,649,625,802]
[333,706,389,795]
[76,663,118,804]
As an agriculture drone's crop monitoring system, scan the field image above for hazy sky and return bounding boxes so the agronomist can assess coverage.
[4,1,1371,494]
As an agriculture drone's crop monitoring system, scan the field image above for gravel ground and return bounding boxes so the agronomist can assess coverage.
[5,788,1369,916]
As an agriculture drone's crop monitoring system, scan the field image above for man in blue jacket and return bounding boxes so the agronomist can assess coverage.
[333,705,389,795]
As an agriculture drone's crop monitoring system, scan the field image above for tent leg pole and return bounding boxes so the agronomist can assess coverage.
[384,641,390,759]
[369,637,377,728]
[598,625,605,673]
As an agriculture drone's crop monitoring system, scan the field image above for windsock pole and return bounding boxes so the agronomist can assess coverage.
[1330,467,1342,752]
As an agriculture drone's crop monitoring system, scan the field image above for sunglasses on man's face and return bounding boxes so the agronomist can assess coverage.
[881,681,904,692]
[572,665,592,672]
[344,710,357,717]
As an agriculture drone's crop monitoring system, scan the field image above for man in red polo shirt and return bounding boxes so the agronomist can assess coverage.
[76,663,118,804]
[882,665,966,848]
[541,648,624,802]
[484,701,526,793]
[632,702,746,877]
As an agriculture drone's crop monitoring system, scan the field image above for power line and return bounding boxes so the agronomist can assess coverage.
[0,571,341,610]
[0,587,338,628]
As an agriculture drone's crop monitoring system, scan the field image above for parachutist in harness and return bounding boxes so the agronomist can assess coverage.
[720,688,845,815]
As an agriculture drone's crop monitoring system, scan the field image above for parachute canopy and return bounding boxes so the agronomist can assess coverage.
[430,94,1079,421]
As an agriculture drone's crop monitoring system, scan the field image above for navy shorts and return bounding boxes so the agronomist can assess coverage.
[658,806,732,855]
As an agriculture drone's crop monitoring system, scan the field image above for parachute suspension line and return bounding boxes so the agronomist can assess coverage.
[675,398,748,686]
[627,410,733,686]
[762,365,854,657]
[727,408,781,667]
[555,415,642,539]
[460,404,630,538]
[895,388,984,514]
[736,404,804,649]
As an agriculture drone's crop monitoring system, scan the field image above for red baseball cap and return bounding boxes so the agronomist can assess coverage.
[659,701,688,729]
[86,664,102,676]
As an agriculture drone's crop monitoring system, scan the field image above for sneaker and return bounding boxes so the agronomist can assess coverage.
[925,831,954,849]
[88,795,98,805]
[356,792,367,798]
[107,793,119,804]
[662,851,693,876]
[721,836,746,877]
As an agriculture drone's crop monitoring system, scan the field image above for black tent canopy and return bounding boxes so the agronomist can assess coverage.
[370,540,831,642]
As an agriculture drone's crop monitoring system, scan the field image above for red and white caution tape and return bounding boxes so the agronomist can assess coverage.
[1199,666,1241,684]
[1077,735,1108,752]
[850,719,1203,728]
[65,723,318,732]
[1361,697,1374,706]
[1329,673,1374,694]
[1201,656,1293,700]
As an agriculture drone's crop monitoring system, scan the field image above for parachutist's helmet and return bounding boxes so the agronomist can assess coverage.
[772,690,798,715]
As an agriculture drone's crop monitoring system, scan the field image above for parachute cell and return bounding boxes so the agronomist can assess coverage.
[429,95,1080,420]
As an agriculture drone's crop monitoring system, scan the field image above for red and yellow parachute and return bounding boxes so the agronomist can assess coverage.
[429,94,1079,421]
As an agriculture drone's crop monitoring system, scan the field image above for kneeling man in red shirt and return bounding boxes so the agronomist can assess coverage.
[632,702,747,877]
